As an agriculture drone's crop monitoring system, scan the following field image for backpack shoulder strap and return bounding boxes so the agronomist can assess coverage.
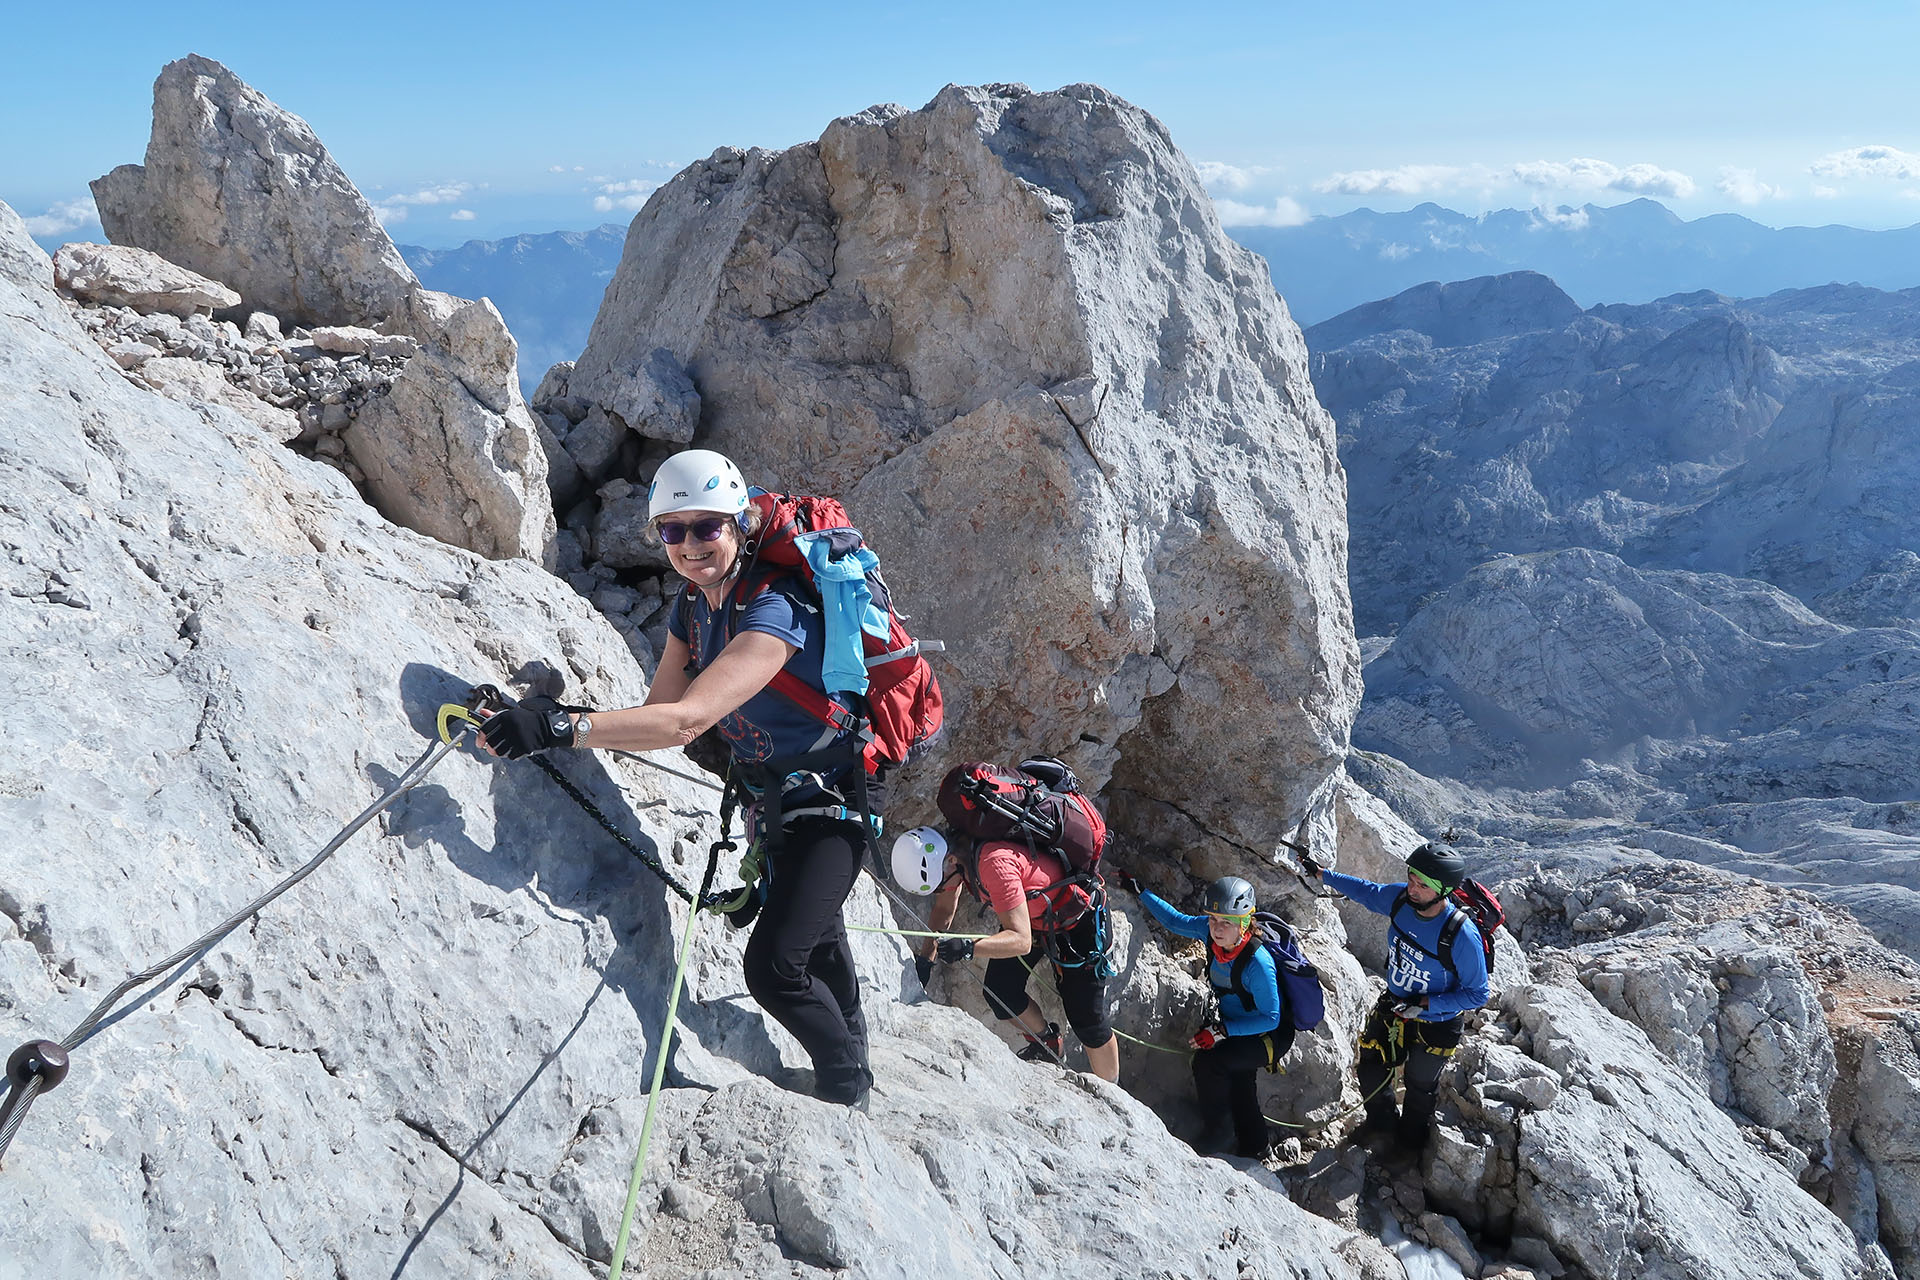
[1227,941,1258,1012]
[1436,904,1467,978]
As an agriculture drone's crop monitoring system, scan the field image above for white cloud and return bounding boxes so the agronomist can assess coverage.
[1378,242,1412,260]
[1315,164,1467,196]
[1194,161,1271,193]
[450,209,477,221]
[1211,195,1310,227]
[1529,205,1591,231]
[381,182,472,207]
[573,166,585,173]
[370,181,474,225]
[23,198,99,237]
[1716,167,1783,204]
[549,164,567,173]
[1810,144,1920,182]
[1511,158,1695,199]
[591,179,659,213]
[1812,184,1841,199]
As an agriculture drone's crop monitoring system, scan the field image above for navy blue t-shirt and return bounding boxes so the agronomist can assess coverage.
[668,576,859,771]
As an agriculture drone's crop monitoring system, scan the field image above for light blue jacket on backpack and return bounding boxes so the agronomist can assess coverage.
[797,533,889,697]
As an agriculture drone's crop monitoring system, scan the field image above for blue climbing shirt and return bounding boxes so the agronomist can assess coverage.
[1140,892,1283,1037]
[797,532,889,697]
[1321,870,1490,1020]
[669,576,858,773]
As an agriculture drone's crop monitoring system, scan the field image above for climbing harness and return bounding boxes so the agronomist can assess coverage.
[0,692,488,1168]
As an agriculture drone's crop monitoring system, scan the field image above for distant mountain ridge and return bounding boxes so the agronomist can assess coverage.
[387,203,1920,389]
[397,224,625,392]
[1233,198,1920,325]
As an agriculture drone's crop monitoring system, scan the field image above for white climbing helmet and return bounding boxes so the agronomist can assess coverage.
[646,449,750,521]
[890,827,949,896]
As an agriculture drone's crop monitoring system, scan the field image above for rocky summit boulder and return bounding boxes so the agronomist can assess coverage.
[570,83,1361,871]
[92,54,417,331]
[92,56,555,567]
[52,241,241,316]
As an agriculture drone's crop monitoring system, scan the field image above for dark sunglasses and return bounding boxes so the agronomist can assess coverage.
[655,516,734,545]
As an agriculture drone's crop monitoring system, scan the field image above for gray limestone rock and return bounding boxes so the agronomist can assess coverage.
[344,297,557,565]
[92,54,418,330]
[572,83,1360,868]
[0,196,1386,1280]
[90,57,554,567]
[1433,981,1887,1280]
[53,240,241,316]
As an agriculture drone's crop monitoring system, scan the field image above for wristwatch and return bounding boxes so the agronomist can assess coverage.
[572,713,594,748]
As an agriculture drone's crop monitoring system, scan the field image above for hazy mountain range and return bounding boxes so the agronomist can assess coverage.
[1239,198,1920,324]
[396,201,1920,391]
[397,223,625,392]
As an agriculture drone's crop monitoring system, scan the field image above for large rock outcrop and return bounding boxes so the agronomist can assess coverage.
[91,54,416,330]
[0,198,1408,1279]
[568,83,1361,871]
[92,55,555,567]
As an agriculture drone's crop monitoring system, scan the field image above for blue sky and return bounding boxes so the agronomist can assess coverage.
[6,0,1920,248]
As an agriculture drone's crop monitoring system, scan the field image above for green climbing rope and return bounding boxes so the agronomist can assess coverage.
[607,847,722,1276]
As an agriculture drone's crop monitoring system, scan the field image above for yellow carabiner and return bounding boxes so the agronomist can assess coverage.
[436,702,483,745]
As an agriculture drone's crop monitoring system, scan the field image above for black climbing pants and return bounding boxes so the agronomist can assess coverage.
[742,816,869,1098]
[1356,993,1463,1146]
[980,913,1114,1049]
[1192,1025,1295,1157]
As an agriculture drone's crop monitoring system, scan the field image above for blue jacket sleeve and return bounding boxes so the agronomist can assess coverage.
[1424,919,1491,1018]
[1218,947,1284,1037]
[1139,892,1209,942]
[1321,869,1405,917]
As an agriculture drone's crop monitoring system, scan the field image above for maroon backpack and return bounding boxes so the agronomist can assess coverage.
[936,759,1107,929]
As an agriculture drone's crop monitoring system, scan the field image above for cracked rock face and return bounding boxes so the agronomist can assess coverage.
[1478,851,1920,1278]
[570,82,1360,868]
[1429,981,1890,1280]
[0,197,1396,1280]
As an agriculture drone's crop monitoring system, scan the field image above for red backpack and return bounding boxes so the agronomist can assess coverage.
[681,490,943,772]
[937,759,1108,929]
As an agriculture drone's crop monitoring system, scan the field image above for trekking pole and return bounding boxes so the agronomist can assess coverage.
[0,701,484,1169]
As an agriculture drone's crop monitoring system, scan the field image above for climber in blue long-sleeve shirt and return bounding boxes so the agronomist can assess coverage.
[1300,841,1489,1157]
[1133,875,1294,1158]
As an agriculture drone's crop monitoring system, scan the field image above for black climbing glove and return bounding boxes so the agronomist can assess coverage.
[1296,847,1325,880]
[936,937,975,964]
[1113,868,1143,897]
[914,954,935,987]
[480,694,576,759]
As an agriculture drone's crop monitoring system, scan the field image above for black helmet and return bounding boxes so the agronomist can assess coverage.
[1203,876,1256,917]
[1406,842,1466,892]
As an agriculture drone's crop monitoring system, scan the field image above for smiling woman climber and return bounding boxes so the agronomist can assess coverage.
[478,448,888,1107]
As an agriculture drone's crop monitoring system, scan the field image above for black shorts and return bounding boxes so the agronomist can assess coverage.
[980,912,1113,1048]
